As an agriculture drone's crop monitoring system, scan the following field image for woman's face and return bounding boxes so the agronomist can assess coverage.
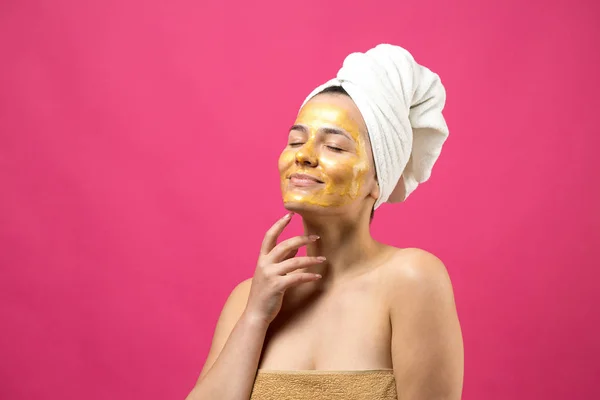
[278,93,378,212]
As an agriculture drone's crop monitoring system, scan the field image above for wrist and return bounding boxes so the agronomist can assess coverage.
[240,310,271,331]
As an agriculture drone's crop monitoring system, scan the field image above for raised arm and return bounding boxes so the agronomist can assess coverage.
[185,213,325,400]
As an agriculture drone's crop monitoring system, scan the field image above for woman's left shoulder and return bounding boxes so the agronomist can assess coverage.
[378,246,455,297]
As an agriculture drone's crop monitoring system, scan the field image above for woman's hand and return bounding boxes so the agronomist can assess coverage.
[243,212,324,326]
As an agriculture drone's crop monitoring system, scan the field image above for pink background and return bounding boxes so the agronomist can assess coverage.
[1,0,599,399]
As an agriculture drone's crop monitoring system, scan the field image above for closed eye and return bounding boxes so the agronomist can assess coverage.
[288,143,344,152]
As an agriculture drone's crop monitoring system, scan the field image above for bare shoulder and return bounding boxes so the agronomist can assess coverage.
[227,277,253,308]
[381,247,464,399]
[379,247,456,305]
[197,277,254,380]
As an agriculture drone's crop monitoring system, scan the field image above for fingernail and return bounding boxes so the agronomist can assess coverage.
[285,212,294,219]
[317,256,326,261]
[309,235,320,241]
[315,274,322,279]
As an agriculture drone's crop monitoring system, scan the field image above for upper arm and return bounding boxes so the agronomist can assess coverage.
[197,278,253,381]
[388,250,464,400]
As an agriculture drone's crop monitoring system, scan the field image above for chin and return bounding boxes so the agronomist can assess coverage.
[282,199,345,218]
[283,199,320,211]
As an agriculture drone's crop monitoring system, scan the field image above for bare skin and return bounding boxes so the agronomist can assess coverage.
[258,239,399,371]
[186,92,464,400]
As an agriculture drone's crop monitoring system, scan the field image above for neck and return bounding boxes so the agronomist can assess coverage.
[298,211,384,285]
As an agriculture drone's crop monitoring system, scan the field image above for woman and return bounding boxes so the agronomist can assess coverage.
[186,44,464,400]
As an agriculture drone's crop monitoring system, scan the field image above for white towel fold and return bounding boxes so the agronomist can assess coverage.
[301,44,449,209]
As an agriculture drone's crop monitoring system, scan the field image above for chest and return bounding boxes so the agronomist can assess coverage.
[257,279,392,370]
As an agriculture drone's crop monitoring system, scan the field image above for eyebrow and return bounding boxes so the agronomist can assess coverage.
[290,124,353,141]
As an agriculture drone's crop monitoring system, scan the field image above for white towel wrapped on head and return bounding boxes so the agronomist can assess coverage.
[301,44,449,209]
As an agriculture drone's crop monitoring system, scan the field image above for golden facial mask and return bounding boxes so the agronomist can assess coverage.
[278,101,370,208]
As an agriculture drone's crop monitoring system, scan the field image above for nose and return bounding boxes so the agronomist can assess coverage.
[295,143,318,167]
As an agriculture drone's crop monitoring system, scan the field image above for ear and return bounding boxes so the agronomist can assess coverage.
[370,178,381,201]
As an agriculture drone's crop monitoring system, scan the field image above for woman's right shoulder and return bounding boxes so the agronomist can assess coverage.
[233,277,253,295]
[197,277,255,381]
[210,278,254,338]
[224,277,253,309]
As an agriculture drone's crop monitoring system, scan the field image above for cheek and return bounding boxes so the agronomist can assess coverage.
[278,149,294,175]
[321,153,370,199]
[320,155,356,180]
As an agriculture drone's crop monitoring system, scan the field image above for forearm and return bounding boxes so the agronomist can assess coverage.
[186,312,269,400]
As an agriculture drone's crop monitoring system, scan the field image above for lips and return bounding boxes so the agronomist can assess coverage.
[290,174,323,183]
